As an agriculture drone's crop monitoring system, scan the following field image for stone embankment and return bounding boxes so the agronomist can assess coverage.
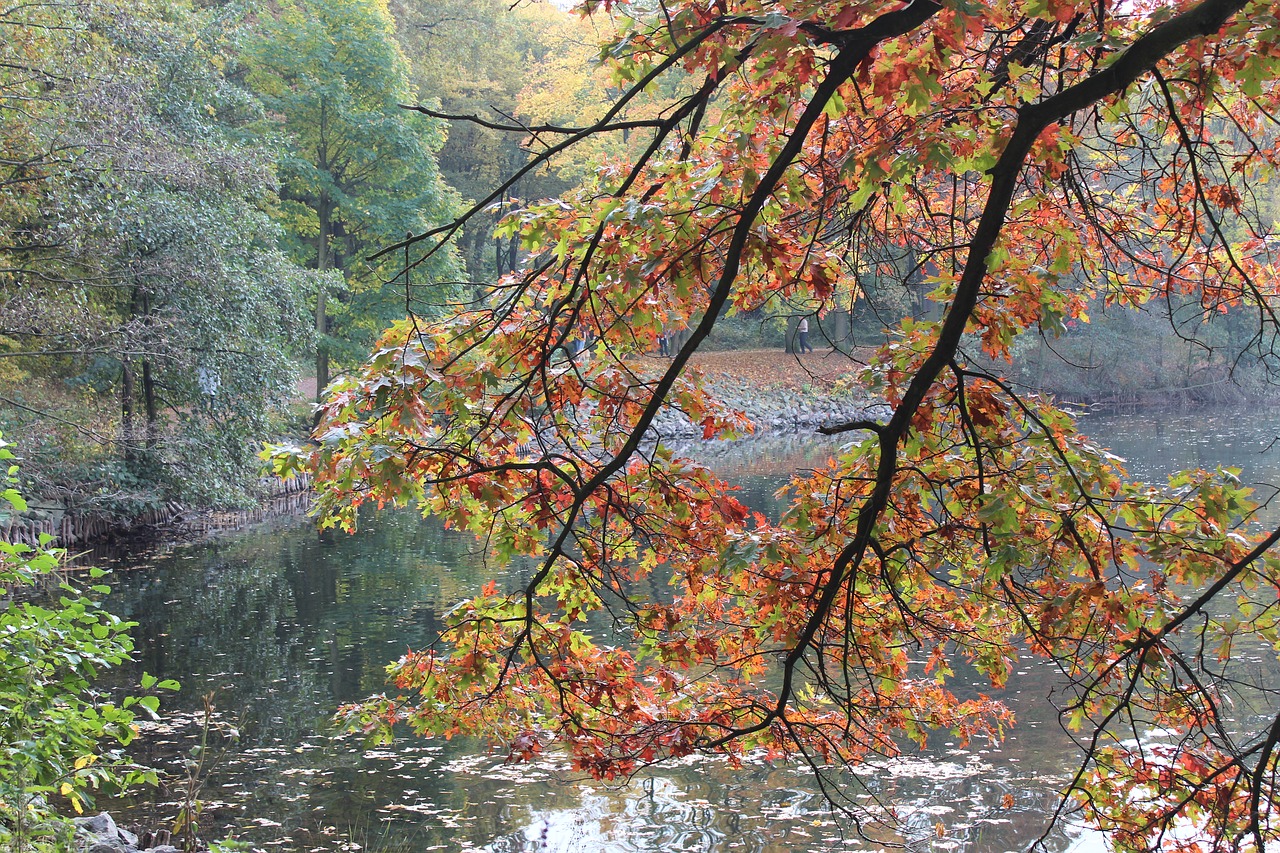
[649,384,889,439]
[644,347,887,438]
[74,813,181,853]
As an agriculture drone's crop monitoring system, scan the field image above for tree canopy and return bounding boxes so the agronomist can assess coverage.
[0,0,314,511]
[389,0,592,279]
[0,0,471,513]
[287,0,1280,847]
[242,0,460,401]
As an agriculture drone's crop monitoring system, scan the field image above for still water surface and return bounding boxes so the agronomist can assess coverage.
[103,408,1280,852]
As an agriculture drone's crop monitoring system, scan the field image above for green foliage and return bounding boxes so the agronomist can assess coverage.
[208,841,253,853]
[703,312,784,350]
[1002,295,1280,405]
[0,0,315,513]
[388,0,580,281]
[0,436,174,849]
[240,0,460,394]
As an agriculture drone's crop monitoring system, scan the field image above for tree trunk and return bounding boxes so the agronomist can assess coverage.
[494,188,513,276]
[123,284,143,459]
[316,191,331,405]
[140,291,158,447]
[121,358,137,461]
[784,316,800,354]
[142,359,158,448]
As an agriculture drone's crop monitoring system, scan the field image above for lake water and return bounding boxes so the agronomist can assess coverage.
[101,407,1280,852]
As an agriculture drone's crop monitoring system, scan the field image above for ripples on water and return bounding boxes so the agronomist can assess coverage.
[102,408,1280,851]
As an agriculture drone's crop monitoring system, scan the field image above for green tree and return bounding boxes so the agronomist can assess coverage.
[389,0,616,280]
[0,0,314,512]
[242,0,459,401]
[0,0,107,357]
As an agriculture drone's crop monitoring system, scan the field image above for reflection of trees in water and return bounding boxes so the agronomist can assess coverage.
[98,422,1280,851]
[1080,409,1280,505]
[371,750,1092,853]
[845,757,1085,852]
[115,726,1097,852]
[101,511,506,845]
[114,550,324,734]
[109,510,492,709]
[99,493,1101,851]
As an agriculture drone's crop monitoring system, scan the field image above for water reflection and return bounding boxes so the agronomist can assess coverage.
[102,408,1280,851]
[1080,409,1280,498]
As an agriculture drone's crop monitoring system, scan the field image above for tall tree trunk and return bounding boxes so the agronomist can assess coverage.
[123,284,143,461]
[494,189,507,276]
[467,224,485,282]
[121,358,136,461]
[316,191,331,405]
[142,359,158,448]
[140,291,158,447]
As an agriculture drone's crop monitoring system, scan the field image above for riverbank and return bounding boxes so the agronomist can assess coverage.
[16,345,1246,551]
[646,347,886,438]
[8,348,867,551]
[73,812,182,853]
[0,473,312,555]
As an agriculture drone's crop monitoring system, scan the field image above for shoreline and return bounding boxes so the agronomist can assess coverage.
[0,473,313,556]
[10,344,1275,552]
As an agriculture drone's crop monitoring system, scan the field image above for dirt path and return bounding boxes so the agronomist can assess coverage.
[297,347,875,402]
[678,347,873,392]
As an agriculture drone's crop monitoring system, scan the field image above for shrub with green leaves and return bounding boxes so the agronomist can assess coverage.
[0,435,174,850]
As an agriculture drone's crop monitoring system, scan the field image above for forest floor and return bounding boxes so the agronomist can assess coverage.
[670,347,874,393]
[298,346,877,401]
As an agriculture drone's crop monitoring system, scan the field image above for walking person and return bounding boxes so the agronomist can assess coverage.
[796,316,814,354]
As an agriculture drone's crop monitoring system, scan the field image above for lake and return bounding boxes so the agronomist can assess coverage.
[102,407,1280,852]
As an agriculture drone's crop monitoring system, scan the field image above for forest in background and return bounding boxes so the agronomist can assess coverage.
[0,0,595,525]
[3,0,1278,527]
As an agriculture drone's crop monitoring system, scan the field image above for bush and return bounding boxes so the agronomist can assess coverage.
[0,434,172,851]
[703,312,785,350]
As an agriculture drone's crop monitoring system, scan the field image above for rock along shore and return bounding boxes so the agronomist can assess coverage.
[647,364,889,440]
[74,812,183,853]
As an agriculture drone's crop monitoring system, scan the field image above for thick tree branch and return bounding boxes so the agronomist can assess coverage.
[732,0,1253,745]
